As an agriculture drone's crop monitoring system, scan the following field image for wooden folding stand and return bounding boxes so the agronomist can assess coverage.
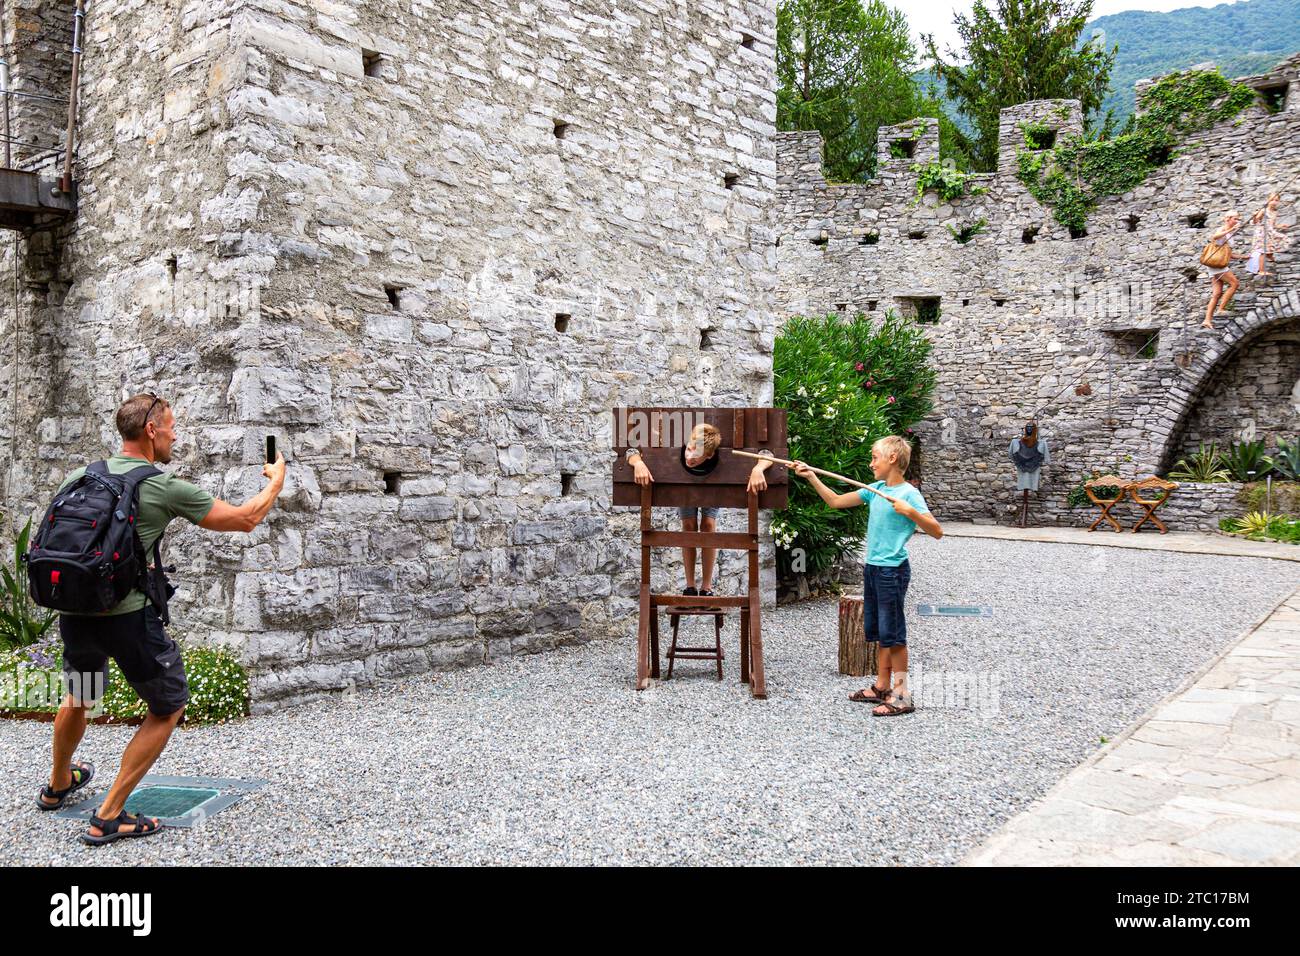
[612,407,788,699]
[1084,475,1132,532]
[1128,476,1178,534]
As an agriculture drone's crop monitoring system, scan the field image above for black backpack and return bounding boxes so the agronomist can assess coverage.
[25,461,175,622]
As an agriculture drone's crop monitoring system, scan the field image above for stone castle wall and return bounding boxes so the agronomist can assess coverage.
[775,55,1300,529]
[1,0,779,710]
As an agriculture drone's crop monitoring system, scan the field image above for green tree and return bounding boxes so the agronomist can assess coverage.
[923,0,1119,172]
[778,0,967,181]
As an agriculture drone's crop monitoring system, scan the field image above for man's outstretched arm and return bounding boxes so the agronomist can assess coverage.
[198,455,286,533]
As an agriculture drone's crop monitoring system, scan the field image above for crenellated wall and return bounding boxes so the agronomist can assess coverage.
[776,53,1300,529]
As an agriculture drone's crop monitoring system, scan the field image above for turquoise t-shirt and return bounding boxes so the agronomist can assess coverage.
[857,480,929,567]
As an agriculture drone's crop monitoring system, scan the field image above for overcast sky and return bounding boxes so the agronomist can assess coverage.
[909,0,1236,57]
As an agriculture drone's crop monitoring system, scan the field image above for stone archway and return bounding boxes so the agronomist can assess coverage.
[1155,289,1300,473]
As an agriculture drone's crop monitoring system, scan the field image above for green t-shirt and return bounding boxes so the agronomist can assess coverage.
[57,454,215,615]
[858,480,929,567]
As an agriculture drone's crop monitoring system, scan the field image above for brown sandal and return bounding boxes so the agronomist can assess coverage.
[872,692,916,717]
[850,685,890,704]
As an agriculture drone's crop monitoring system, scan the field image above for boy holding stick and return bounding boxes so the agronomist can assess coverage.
[778,436,942,716]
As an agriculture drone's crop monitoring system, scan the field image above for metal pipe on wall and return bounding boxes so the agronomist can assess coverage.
[1,0,9,170]
[1,59,11,170]
[59,0,85,194]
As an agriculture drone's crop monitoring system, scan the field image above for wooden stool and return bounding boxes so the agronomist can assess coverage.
[665,606,728,680]
[837,595,879,677]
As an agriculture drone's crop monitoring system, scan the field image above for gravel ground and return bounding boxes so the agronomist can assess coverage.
[2,536,1295,866]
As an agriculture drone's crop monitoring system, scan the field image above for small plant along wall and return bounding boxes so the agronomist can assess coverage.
[1016,69,1257,232]
[911,160,983,204]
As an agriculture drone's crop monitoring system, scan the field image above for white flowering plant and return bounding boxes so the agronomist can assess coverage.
[774,311,934,580]
[1,636,248,725]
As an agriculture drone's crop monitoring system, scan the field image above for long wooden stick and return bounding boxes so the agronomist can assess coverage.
[729,450,896,501]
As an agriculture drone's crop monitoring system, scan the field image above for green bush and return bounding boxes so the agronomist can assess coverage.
[773,311,935,578]
[0,518,56,651]
[1,637,249,725]
[1237,481,1300,515]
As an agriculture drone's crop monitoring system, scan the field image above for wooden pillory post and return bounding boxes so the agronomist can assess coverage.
[612,407,788,698]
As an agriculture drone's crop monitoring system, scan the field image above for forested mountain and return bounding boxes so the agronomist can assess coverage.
[1091,0,1300,123]
[920,0,1299,136]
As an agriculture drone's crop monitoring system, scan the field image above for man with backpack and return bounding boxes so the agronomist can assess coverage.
[29,393,286,845]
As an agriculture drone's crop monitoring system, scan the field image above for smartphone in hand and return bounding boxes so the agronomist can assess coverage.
[266,436,276,465]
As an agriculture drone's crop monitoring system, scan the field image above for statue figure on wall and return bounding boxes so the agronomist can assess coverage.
[1009,422,1049,528]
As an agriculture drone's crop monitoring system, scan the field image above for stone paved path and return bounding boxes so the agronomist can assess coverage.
[943,521,1299,563]
[965,584,1300,865]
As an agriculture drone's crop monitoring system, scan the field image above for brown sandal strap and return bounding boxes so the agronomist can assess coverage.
[850,685,890,703]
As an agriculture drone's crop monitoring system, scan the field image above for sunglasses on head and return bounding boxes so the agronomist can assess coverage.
[142,394,163,431]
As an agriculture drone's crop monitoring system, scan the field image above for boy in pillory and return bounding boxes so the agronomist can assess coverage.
[793,435,942,716]
[627,422,772,601]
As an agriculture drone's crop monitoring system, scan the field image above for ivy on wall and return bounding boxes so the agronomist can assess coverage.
[911,160,984,203]
[1016,69,1258,231]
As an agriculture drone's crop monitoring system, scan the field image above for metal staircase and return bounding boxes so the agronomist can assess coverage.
[0,0,83,231]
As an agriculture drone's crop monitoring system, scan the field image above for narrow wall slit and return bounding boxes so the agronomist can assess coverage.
[1025,127,1056,150]
[896,296,940,324]
[384,472,401,495]
[1258,84,1287,112]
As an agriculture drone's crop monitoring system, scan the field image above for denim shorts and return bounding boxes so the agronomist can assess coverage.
[60,606,189,716]
[863,559,911,648]
[678,507,721,521]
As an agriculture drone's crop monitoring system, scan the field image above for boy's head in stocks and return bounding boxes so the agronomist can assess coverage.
[684,423,721,468]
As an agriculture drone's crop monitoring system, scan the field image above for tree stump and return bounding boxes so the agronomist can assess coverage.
[838,595,877,677]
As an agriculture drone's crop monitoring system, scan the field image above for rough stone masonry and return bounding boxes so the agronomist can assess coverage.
[776,54,1300,530]
[0,0,778,710]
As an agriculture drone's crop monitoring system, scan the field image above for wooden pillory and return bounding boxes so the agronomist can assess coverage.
[612,407,788,698]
